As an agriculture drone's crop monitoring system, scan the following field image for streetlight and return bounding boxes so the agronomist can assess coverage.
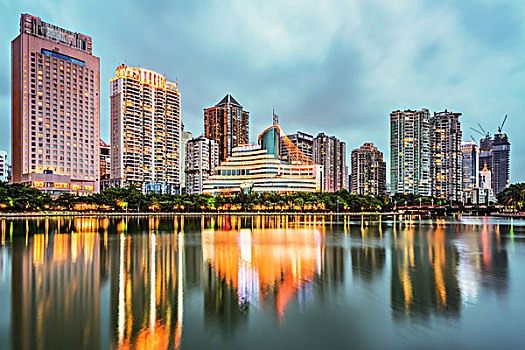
[394,200,397,211]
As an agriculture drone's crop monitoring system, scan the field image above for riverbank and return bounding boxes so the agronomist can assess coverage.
[493,213,525,219]
[0,211,413,218]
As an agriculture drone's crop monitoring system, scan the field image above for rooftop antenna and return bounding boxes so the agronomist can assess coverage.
[273,109,279,126]
[498,114,508,133]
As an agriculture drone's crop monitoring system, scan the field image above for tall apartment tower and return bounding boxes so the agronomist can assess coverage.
[313,133,348,192]
[11,14,100,194]
[185,136,219,194]
[110,65,181,194]
[204,95,249,163]
[180,129,193,192]
[280,131,314,164]
[351,143,387,196]
[430,110,462,201]
[492,133,510,195]
[0,150,8,182]
[461,141,479,197]
[390,109,431,196]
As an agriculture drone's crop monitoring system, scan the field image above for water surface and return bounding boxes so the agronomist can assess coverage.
[0,215,524,349]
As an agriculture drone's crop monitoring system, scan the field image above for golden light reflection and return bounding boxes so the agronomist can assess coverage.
[202,223,325,319]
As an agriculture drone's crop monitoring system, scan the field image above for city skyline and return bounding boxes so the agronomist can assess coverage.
[1,1,524,183]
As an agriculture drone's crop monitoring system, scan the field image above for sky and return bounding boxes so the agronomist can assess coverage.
[1,0,524,183]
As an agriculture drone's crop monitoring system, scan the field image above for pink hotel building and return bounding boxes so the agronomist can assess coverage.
[11,14,100,195]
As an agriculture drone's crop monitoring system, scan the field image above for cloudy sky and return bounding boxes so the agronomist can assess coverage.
[1,0,524,182]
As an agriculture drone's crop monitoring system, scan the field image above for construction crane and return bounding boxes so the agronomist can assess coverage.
[470,127,485,137]
[498,114,508,133]
[477,123,490,138]
[470,135,477,143]
[258,125,315,165]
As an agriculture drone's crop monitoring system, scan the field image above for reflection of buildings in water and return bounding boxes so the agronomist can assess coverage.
[202,225,326,322]
[351,225,386,281]
[11,217,104,349]
[110,217,184,349]
[391,222,461,320]
[455,220,509,302]
[351,246,385,281]
[480,222,508,296]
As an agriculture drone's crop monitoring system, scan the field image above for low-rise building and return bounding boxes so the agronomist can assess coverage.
[203,144,323,195]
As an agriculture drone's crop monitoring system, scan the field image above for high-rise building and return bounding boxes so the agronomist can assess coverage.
[185,136,219,194]
[313,133,348,192]
[0,150,8,182]
[390,109,431,196]
[461,141,479,192]
[478,135,492,190]
[351,143,386,196]
[180,130,193,192]
[110,65,181,194]
[99,139,110,180]
[492,133,510,195]
[430,110,462,201]
[11,14,100,194]
[204,95,249,163]
[280,131,314,164]
[203,144,322,195]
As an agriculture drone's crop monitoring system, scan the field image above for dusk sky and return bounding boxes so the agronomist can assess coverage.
[1,0,524,182]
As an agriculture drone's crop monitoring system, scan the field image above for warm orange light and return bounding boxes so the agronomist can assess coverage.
[33,181,45,188]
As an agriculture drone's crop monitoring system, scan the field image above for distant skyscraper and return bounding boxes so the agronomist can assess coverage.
[280,131,314,164]
[110,65,181,194]
[478,135,493,187]
[461,141,479,198]
[313,133,348,191]
[11,14,100,194]
[390,109,431,196]
[258,126,280,160]
[99,139,110,180]
[430,110,462,201]
[185,136,219,194]
[0,150,8,182]
[204,95,249,163]
[492,133,510,195]
[180,130,193,191]
[351,143,386,196]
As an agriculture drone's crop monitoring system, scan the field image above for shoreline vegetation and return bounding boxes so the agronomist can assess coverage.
[0,182,523,215]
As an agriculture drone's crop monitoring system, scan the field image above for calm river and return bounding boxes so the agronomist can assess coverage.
[0,215,524,349]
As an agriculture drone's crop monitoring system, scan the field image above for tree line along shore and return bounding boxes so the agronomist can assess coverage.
[0,182,523,213]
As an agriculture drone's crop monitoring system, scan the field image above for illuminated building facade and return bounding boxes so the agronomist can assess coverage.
[180,130,193,192]
[350,143,386,196]
[461,141,479,201]
[100,139,110,180]
[313,133,348,192]
[110,65,181,194]
[204,95,249,163]
[203,145,323,195]
[185,136,219,195]
[0,150,8,182]
[430,110,462,201]
[11,13,100,194]
[280,131,314,164]
[390,109,431,196]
